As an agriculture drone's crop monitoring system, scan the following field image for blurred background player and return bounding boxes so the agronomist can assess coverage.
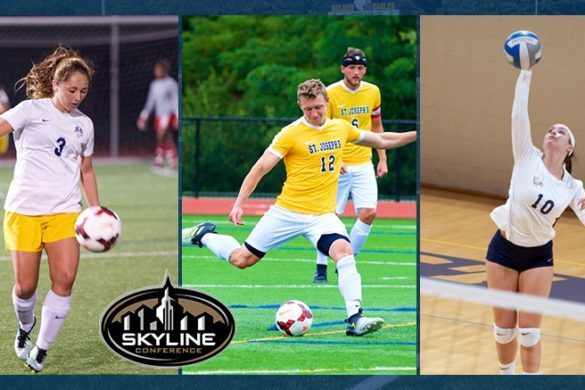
[0,46,101,372]
[0,84,10,155]
[183,79,416,336]
[313,48,387,283]
[137,58,178,174]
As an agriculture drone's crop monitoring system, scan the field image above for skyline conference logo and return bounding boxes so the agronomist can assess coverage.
[100,276,235,367]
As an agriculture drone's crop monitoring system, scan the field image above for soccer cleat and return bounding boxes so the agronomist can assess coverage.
[345,309,384,336]
[183,221,217,248]
[14,317,36,361]
[26,346,47,373]
[313,264,328,283]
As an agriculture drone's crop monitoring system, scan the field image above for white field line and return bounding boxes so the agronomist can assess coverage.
[0,250,177,262]
[188,219,417,230]
[183,255,415,266]
[184,284,415,289]
[184,366,415,375]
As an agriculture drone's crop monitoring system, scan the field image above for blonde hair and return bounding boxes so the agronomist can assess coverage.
[297,79,328,101]
[16,46,94,99]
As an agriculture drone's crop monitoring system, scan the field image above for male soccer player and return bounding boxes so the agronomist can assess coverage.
[313,48,387,283]
[183,79,416,336]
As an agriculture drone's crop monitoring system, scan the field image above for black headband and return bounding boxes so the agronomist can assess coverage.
[341,54,367,67]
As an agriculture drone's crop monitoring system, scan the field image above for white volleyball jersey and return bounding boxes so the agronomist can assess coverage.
[140,76,178,118]
[1,98,94,215]
[491,71,585,246]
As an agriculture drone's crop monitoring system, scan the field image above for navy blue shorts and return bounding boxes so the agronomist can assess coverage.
[486,230,553,272]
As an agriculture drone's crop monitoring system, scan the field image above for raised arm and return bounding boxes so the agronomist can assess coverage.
[511,70,536,161]
[229,151,281,226]
[357,130,417,150]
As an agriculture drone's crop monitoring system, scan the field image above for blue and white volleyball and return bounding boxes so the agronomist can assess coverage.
[503,31,542,70]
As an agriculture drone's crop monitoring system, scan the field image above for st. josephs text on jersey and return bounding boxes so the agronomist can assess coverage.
[340,106,370,116]
[307,139,342,154]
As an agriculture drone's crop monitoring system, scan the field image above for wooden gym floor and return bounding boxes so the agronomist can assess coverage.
[420,188,585,374]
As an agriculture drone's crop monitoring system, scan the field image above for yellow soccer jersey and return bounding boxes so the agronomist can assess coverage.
[327,80,381,165]
[268,117,364,214]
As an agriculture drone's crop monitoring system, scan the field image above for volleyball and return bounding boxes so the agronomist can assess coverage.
[503,30,542,70]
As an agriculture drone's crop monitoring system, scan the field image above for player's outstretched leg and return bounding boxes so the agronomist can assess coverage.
[182,222,217,247]
[182,222,241,264]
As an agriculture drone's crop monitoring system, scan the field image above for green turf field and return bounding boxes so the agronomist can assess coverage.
[0,162,178,374]
[181,214,417,375]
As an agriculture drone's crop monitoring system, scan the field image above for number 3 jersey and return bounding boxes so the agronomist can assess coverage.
[1,98,94,215]
[490,71,585,247]
[268,117,364,215]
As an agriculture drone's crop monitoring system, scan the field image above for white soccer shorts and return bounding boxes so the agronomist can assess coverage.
[245,205,349,254]
[336,162,378,215]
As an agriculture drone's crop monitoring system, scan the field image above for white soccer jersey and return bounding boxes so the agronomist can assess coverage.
[491,71,585,246]
[140,76,178,118]
[1,98,94,215]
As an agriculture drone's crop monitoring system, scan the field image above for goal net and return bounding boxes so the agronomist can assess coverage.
[0,16,178,159]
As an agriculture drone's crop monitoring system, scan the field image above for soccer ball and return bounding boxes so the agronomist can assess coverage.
[75,206,121,253]
[504,30,542,70]
[275,300,313,337]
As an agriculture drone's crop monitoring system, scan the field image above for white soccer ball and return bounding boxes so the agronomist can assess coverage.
[275,300,313,337]
[503,30,542,70]
[75,206,121,253]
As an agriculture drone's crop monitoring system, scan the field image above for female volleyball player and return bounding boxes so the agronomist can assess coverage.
[486,69,585,374]
[0,47,100,372]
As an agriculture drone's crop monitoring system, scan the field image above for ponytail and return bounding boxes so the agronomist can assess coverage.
[565,152,574,174]
[16,46,94,99]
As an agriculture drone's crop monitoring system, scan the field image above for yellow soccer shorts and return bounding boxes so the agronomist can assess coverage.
[3,211,79,252]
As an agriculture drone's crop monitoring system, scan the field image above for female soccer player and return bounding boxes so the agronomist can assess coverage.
[137,58,178,174]
[0,46,100,372]
[486,69,585,374]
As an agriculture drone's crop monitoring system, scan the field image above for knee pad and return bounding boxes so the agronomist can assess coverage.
[316,233,350,257]
[519,328,541,347]
[493,324,517,344]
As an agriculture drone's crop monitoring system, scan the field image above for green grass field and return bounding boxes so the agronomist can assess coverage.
[0,161,178,375]
[181,214,417,375]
